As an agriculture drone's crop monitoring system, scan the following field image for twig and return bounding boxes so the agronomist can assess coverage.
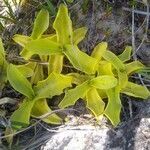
[131,6,135,58]
[0,108,78,139]
[131,3,150,86]
[128,98,133,118]
[123,7,150,16]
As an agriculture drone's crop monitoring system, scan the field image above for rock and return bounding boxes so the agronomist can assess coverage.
[36,101,150,150]
[40,117,109,150]
[41,125,109,150]
[40,118,150,150]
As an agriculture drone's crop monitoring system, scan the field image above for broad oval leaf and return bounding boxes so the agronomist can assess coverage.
[102,50,128,88]
[43,27,87,45]
[0,39,7,90]
[53,4,73,44]
[122,82,150,99]
[98,61,114,76]
[118,46,132,62]
[10,98,35,130]
[7,64,35,99]
[125,61,145,75]
[41,33,57,39]
[118,71,128,89]
[59,81,90,108]
[31,9,49,39]
[102,50,125,71]
[34,72,72,99]
[104,87,121,126]
[31,99,62,124]
[23,39,62,59]
[67,73,91,85]
[20,48,30,59]
[97,89,107,99]
[48,55,64,74]
[91,42,107,60]
[0,38,5,55]
[16,64,33,78]
[64,45,98,74]
[46,34,57,42]
[73,27,88,45]
[13,34,31,47]
[90,75,118,89]
[30,64,44,84]
[17,63,36,78]
[86,88,105,117]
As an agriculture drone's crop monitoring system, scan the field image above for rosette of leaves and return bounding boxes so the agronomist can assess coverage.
[13,4,97,75]
[11,3,150,129]
[7,64,72,129]
[59,43,150,126]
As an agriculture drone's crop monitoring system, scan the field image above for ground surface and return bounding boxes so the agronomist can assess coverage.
[0,0,150,149]
[4,100,149,150]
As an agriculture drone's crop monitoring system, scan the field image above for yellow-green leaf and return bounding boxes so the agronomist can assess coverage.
[46,34,57,42]
[31,64,44,84]
[43,27,87,45]
[20,48,30,59]
[13,34,31,47]
[118,46,132,62]
[103,50,125,71]
[102,50,128,88]
[122,82,150,99]
[31,9,49,39]
[53,4,73,44]
[7,64,35,99]
[17,62,36,70]
[10,98,35,130]
[125,61,145,75]
[117,70,128,89]
[23,39,62,59]
[59,81,90,108]
[17,62,36,78]
[86,88,105,117]
[91,42,107,60]
[48,55,64,74]
[104,87,121,126]
[0,39,7,90]
[0,38,5,55]
[31,99,62,124]
[90,75,118,89]
[67,73,91,85]
[98,61,114,76]
[34,72,72,99]
[64,45,98,74]
[0,58,7,90]
[97,89,107,99]
[42,34,56,38]
[73,27,88,45]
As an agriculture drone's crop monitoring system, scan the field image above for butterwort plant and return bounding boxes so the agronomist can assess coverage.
[1,4,149,130]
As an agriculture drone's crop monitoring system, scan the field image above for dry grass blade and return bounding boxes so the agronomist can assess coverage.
[3,0,16,20]
[0,14,16,23]
[0,97,17,105]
